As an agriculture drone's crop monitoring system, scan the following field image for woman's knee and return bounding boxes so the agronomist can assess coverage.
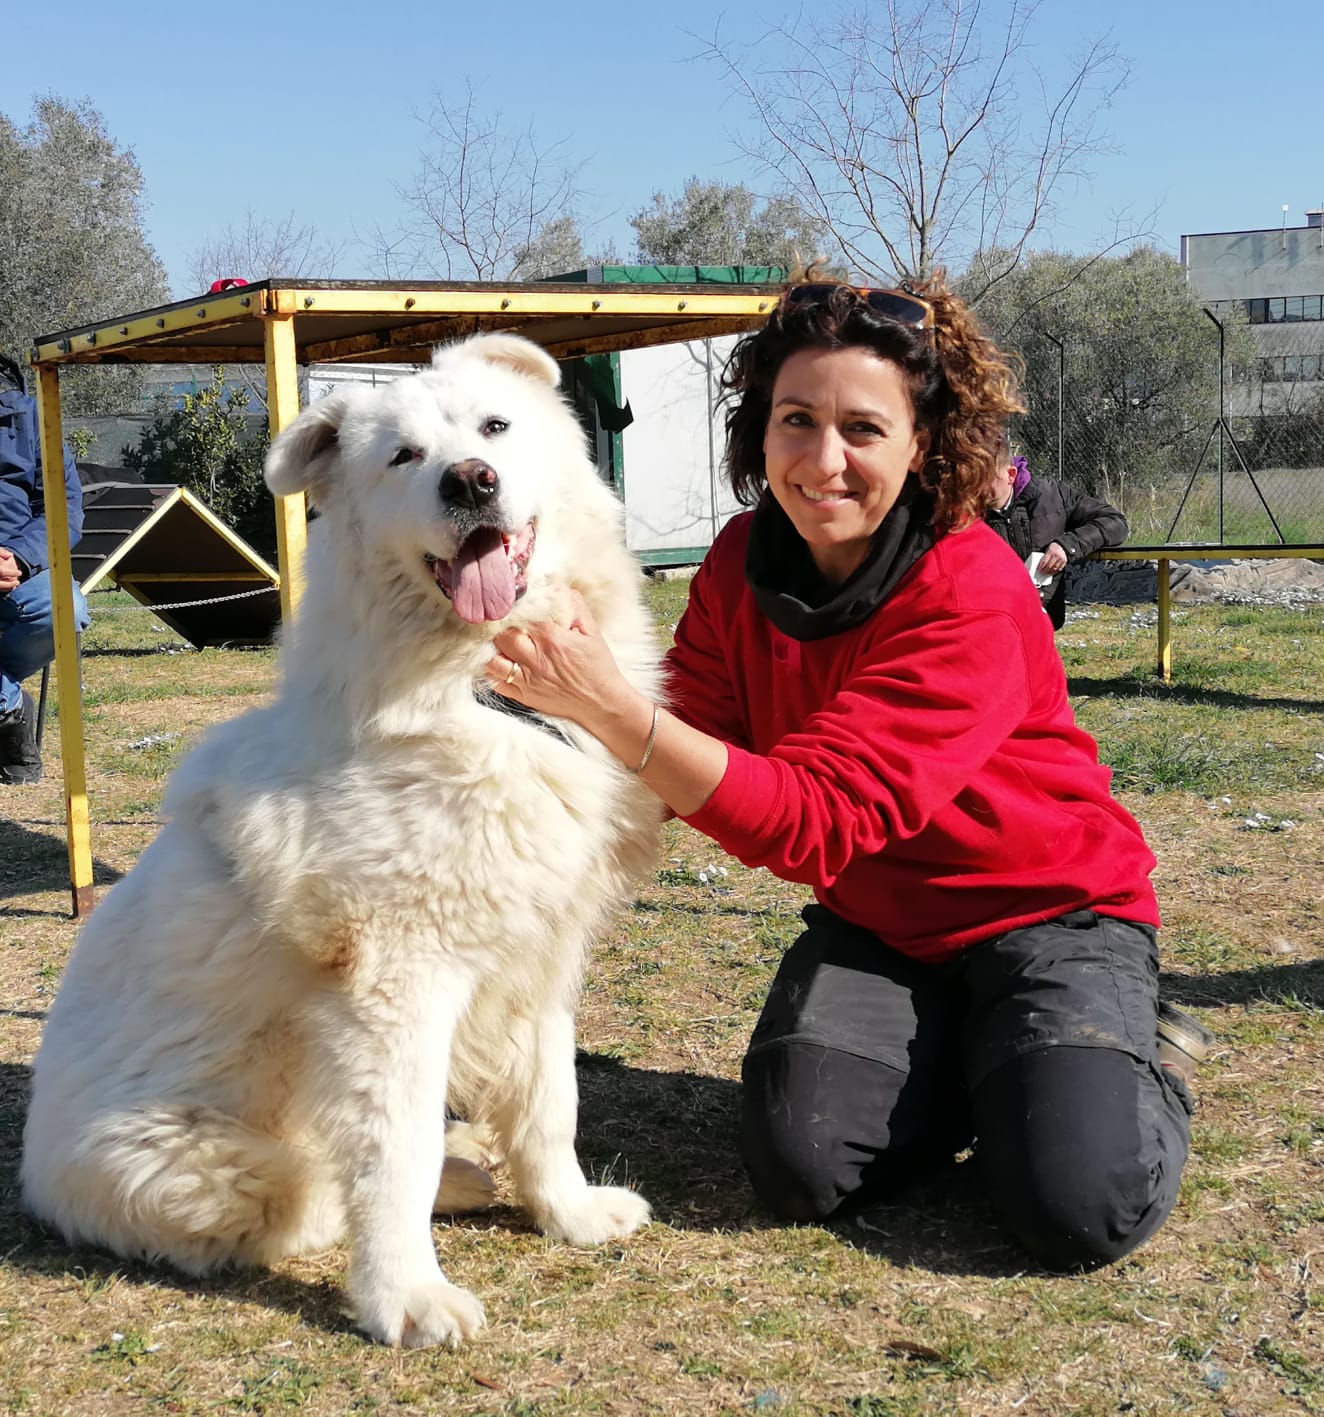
[739,1097,843,1222]
[973,1046,1189,1270]
[984,1145,1166,1270]
[738,1042,856,1221]
[739,1040,957,1223]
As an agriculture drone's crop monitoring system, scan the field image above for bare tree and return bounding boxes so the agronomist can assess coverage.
[182,213,346,413]
[184,210,345,297]
[700,0,1128,296]
[392,84,598,281]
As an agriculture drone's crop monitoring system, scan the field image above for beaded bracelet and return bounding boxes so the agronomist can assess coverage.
[632,703,660,774]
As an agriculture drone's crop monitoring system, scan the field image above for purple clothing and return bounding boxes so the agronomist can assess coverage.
[1011,455,1031,499]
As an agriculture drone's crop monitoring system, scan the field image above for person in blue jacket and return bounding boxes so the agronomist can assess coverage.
[0,353,89,784]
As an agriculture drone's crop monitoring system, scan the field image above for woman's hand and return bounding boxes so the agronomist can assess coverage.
[485,593,728,816]
[485,593,641,737]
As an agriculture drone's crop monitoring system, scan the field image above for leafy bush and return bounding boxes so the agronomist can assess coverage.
[121,367,275,558]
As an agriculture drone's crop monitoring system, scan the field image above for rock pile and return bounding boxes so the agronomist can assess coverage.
[1068,556,1324,609]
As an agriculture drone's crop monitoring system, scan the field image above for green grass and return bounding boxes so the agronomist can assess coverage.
[1126,464,1324,544]
[0,584,1321,1414]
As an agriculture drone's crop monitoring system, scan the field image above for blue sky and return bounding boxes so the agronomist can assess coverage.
[5,0,1322,299]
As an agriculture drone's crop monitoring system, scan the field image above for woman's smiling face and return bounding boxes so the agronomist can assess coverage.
[763,345,930,584]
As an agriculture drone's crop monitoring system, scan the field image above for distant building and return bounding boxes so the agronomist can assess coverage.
[1182,207,1324,416]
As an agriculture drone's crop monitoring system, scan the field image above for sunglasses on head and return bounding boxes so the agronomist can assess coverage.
[783,282,935,330]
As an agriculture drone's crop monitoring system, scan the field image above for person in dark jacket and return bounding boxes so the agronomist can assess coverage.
[0,353,89,784]
[985,451,1128,629]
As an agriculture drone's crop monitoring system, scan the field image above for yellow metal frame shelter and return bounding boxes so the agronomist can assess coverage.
[1096,543,1324,681]
[31,278,781,916]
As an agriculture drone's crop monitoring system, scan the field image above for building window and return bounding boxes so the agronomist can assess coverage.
[1227,295,1324,323]
[1256,355,1324,384]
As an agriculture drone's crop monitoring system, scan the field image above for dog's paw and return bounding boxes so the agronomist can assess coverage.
[433,1156,497,1214]
[537,1185,652,1245]
[354,1280,486,1349]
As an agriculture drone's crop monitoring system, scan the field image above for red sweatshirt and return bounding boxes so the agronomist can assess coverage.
[669,512,1160,962]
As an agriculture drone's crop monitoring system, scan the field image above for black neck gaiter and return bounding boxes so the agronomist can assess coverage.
[745,478,939,642]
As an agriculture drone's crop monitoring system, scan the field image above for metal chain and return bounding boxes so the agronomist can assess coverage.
[109,585,280,612]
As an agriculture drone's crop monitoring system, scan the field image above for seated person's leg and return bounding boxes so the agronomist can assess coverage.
[740,906,969,1222]
[73,581,91,636]
[0,573,88,782]
[961,913,1193,1270]
[0,583,21,717]
[0,571,89,687]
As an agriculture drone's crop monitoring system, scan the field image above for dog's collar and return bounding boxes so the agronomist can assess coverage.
[476,689,577,749]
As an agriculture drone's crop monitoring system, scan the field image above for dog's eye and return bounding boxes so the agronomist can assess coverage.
[389,447,419,466]
[481,418,509,438]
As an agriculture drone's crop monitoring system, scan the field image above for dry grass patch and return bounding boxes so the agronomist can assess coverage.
[0,590,1321,1414]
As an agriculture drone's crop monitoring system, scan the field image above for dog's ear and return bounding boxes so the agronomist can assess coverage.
[264,392,352,502]
[455,333,561,389]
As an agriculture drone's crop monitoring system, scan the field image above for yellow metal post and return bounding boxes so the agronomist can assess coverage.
[264,313,306,622]
[35,365,95,917]
[1156,557,1172,681]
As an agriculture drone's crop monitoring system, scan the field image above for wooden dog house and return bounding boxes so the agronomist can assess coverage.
[76,481,280,646]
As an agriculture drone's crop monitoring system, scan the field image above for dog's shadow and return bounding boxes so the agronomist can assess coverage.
[0,1051,1025,1338]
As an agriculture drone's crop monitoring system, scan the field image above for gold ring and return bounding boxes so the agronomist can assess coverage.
[503,663,520,686]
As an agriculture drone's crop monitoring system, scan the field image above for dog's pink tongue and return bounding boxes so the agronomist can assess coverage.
[450,527,516,624]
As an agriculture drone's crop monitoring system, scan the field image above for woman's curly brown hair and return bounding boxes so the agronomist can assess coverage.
[720,269,1024,531]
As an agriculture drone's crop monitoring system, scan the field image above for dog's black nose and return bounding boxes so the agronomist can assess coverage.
[440,459,500,510]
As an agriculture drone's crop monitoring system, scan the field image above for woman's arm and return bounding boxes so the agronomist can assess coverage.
[487,601,729,819]
[491,588,1038,891]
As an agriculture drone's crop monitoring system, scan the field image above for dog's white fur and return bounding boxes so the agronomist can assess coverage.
[21,334,662,1347]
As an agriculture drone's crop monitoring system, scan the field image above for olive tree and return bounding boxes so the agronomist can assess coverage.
[971,245,1253,513]
[0,95,168,413]
[629,178,837,269]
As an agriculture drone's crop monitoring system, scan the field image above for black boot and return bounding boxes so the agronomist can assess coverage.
[0,689,42,784]
[1156,1000,1215,1089]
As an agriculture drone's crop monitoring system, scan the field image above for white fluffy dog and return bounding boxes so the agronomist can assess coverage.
[21,333,662,1347]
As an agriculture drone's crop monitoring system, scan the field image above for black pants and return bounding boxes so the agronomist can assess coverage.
[740,906,1193,1271]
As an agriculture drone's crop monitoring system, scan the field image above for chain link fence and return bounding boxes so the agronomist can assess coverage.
[63,302,1324,551]
[998,309,1324,545]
